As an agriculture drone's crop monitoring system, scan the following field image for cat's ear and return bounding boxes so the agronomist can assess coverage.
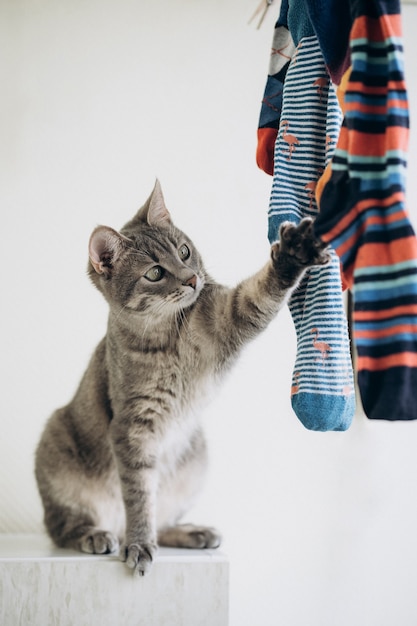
[146,179,171,226]
[89,226,130,275]
[124,180,172,231]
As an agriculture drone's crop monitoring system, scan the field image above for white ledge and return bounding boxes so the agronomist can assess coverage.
[0,534,229,626]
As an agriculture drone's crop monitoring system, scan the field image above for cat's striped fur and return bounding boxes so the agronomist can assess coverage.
[35,181,330,575]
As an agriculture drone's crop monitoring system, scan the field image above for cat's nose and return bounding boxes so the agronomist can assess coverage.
[183,274,197,290]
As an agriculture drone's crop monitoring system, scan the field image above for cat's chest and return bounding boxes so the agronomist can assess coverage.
[109,339,209,409]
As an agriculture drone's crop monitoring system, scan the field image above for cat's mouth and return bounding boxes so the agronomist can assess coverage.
[179,275,203,305]
[168,274,203,310]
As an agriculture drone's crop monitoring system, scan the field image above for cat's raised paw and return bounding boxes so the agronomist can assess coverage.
[121,541,158,576]
[276,217,331,267]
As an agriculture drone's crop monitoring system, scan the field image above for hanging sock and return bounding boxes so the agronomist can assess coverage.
[314,0,417,421]
[257,0,295,176]
[268,35,355,431]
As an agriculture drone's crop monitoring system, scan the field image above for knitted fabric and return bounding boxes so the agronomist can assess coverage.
[314,0,417,420]
[268,35,355,431]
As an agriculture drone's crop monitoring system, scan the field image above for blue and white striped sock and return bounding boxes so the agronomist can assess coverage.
[268,36,355,431]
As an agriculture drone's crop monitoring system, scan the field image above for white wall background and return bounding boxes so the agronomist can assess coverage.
[2,1,417,625]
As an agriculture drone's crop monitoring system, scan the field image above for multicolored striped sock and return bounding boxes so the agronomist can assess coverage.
[268,36,355,431]
[314,0,417,420]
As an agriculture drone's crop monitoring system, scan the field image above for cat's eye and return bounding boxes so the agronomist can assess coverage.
[144,266,164,282]
[179,244,190,261]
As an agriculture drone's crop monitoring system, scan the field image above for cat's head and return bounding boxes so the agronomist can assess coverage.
[88,181,206,317]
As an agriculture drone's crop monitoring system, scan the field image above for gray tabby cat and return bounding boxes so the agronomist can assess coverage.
[35,181,330,576]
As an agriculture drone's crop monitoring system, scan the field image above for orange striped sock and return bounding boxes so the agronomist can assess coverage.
[315,1,417,420]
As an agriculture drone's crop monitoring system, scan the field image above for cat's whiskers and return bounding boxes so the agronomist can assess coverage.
[113,302,131,323]
[172,309,185,343]
[175,308,192,343]
[137,298,174,350]
[139,303,162,348]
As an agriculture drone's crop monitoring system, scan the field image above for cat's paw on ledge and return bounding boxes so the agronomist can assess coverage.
[121,541,158,576]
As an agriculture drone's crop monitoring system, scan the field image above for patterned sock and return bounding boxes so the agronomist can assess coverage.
[268,35,355,431]
[257,0,294,176]
[314,0,417,420]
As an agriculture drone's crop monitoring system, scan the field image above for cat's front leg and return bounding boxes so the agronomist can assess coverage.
[271,217,331,288]
[120,491,158,577]
[110,418,159,576]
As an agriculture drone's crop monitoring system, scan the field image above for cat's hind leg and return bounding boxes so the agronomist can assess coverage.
[37,465,125,555]
[43,504,120,554]
[158,524,221,549]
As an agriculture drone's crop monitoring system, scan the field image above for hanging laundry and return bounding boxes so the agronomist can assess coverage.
[258,0,417,422]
